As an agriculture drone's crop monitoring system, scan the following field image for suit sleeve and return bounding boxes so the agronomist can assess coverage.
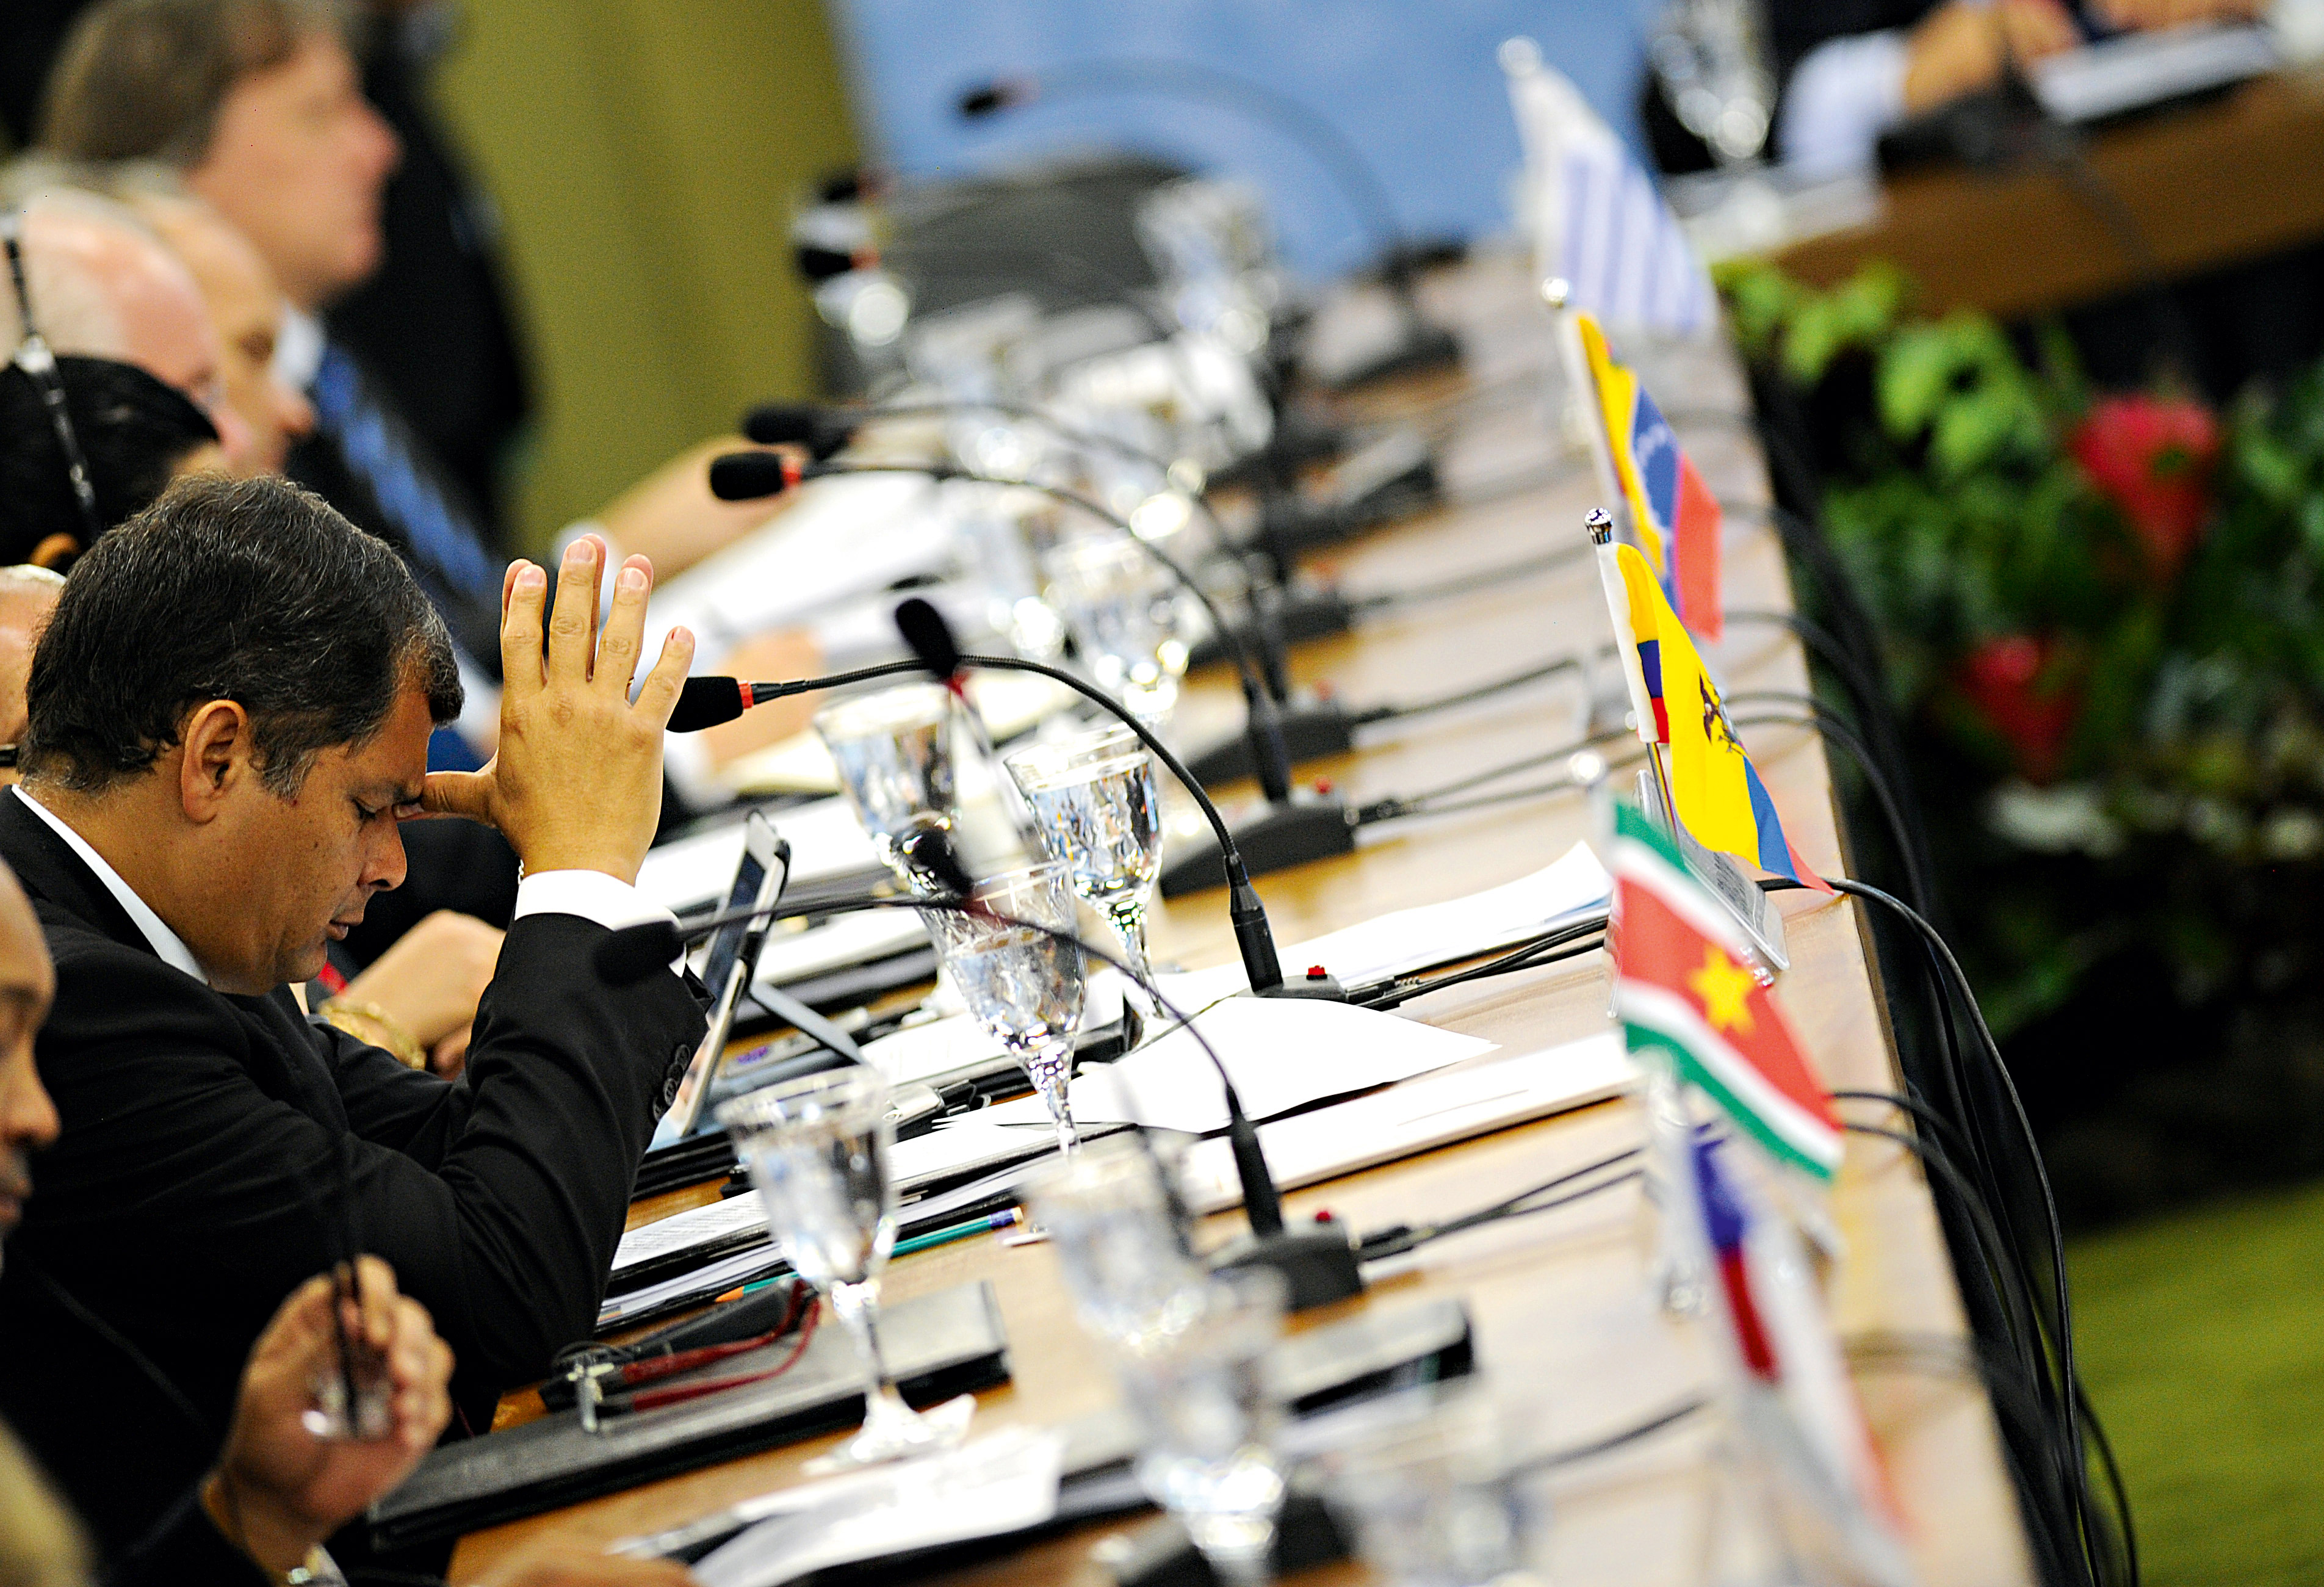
[99,1485,270,1587]
[27,913,703,1400]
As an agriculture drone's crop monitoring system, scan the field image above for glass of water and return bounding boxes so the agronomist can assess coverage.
[1022,1132,1205,1348]
[1113,1267,1290,1587]
[814,682,956,880]
[1311,1385,1540,1587]
[715,1068,973,1471]
[1005,724,1165,991]
[1042,535,1189,732]
[921,860,1087,1154]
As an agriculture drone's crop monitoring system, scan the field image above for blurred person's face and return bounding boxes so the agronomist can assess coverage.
[0,863,56,1254]
[0,577,62,753]
[145,203,316,477]
[187,32,401,311]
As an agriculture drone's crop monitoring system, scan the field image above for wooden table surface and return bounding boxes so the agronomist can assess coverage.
[1772,64,2324,319]
[449,255,2033,1586]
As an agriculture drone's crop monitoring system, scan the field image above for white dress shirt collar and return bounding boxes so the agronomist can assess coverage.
[12,786,210,985]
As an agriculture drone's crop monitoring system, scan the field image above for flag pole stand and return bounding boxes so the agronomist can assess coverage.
[1637,746,1791,974]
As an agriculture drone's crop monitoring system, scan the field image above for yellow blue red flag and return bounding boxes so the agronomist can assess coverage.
[1600,540,1828,892]
[1576,313,1723,638]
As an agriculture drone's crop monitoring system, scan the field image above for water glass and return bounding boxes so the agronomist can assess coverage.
[715,1068,972,1471]
[1005,724,1165,990]
[1312,1386,1540,1587]
[814,683,957,879]
[1042,535,1189,732]
[1020,1132,1205,1348]
[920,860,1087,1154]
[1112,1268,1290,1587]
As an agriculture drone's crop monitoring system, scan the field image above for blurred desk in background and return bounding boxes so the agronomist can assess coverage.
[451,253,2035,1587]
[1773,66,2324,318]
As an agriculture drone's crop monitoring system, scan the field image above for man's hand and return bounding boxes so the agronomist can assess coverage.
[420,535,694,883]
[1904,0,2079,114]
[206,1257,453,1575]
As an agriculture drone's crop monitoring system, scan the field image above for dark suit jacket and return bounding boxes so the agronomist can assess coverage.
[0,793,704,1556]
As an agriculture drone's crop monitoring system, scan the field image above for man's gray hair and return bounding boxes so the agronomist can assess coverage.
[0,178,171,357]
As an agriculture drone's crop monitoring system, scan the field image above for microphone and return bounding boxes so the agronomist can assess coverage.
[892,596,1338,1000]
[592,837,1365,1308]
[953,59,1461,388]
[707,453,1360,898]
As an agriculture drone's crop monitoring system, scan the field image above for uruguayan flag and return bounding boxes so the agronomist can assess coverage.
[1503,37,1716,339]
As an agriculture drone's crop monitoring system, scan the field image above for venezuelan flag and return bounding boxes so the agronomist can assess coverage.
[1612,544,1828,892]
[1576,314,1723,638]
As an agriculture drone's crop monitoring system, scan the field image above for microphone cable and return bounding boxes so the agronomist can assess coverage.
[1350,725,1645,828]
[1726,695,1935,920]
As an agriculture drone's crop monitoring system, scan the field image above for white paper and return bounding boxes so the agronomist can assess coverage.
[974,996,1496,1135]
[856,972,1126,1086]
[688,1428,1065,1587]
[1175,1032,1636,1213]
[612,1190,767,1276]
[1157,842,1611,1005]
[752,908,929,988]
[637,798,880,916]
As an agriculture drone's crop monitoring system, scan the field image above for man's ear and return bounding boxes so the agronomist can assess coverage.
[178,700,253,822]
[26,534,80,571]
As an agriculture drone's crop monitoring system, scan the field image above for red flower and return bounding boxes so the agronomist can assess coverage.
[2070,394,2221,587]
[1957,634,2082,784]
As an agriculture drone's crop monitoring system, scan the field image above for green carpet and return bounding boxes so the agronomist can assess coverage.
[2068,1181,2324,1586]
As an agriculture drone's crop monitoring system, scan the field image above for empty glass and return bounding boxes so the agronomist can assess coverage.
[1021,1132,1204,1349]
[814,683,956,880]
[1042,535,1189,732]
[1112,1268,1290,1587]
[920,861,1087,1155]
[1005,725,1165,991]
[1311,1386,1541,1587]
[715,1068,973,1472]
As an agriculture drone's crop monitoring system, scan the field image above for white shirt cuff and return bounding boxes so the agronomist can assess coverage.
[1778,30,1910,178]
[514,869,677,934]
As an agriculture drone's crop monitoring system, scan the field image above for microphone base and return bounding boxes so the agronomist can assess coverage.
[1247,443,1442,559]
[1182,696,1359,787]
[1318,322,1463,392]
[1183,585,1357,671]
[1159,794,1355,898]
[1208,1218,1366,1312]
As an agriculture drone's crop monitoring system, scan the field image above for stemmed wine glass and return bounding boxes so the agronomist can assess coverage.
[814,682,958,881]
[1005,723,1165,992]
[920,860,1087,1155]
[1042,534,1189,732]
[715,1068,974,1472]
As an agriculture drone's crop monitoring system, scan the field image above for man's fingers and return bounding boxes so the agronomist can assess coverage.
[420,768,496,825]
[630,626,696,727]
[502,562,549,702]
[593,555,654,698]
[352,1255,400,1351]
[547,536,605,681]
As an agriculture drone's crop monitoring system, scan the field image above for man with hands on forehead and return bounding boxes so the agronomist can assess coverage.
[0,474,710,1560]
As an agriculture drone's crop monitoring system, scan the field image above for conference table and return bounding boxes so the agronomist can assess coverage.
[450,252,2034,1586]
[1772,62,2324,319]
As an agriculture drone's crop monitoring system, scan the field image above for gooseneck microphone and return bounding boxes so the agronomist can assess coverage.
[590,858,1364,1307]
[955,59,1460,386]
[708,452,1360,896]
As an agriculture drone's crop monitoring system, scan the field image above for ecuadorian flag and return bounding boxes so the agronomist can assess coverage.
[1576,314,1723,639]
[1602,541,1829,893]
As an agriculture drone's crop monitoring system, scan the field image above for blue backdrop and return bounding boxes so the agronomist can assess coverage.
[828,1,1661,281]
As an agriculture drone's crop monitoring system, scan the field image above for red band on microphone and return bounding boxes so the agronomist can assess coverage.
[782,455,803,490]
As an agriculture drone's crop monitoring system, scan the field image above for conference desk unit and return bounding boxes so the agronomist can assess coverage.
[1772,63,2324,319]
[452,255,2035,1586]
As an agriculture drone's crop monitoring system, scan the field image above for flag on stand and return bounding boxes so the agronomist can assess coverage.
[1596,539,1828,892]
[1684,1132,1916,1585]
[1574,312,1723,638]
[1608,799,1841,1180]
[1501,36,1716,339]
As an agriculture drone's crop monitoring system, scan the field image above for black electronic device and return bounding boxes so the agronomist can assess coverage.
[650,812,789,1152]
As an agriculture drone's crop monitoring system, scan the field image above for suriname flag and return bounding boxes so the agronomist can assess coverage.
[1608,800,1843,1181]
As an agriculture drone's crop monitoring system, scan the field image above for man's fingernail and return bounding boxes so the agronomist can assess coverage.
[566,538,595,564]
[619,566,646,591]
[517,564,546,588]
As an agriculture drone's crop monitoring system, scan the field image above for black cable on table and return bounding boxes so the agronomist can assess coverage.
[1511,1394,1709,1474]
[1727,696,1933,919]
[1365,922,1608,1010]
[1349,544,1595,615]
[1352,726,1643,826]
[1359,1144,1645,1260]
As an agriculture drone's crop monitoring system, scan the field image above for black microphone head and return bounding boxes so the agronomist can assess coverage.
[742,403,823,446]
[957,81,1017,118]
[666,676,749,734]
[709,450,795,502]
[794,243,856,282]
[807,417,857,462]
[893,596,963,681]
[595,920,687,986]
[899,825,976,900]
